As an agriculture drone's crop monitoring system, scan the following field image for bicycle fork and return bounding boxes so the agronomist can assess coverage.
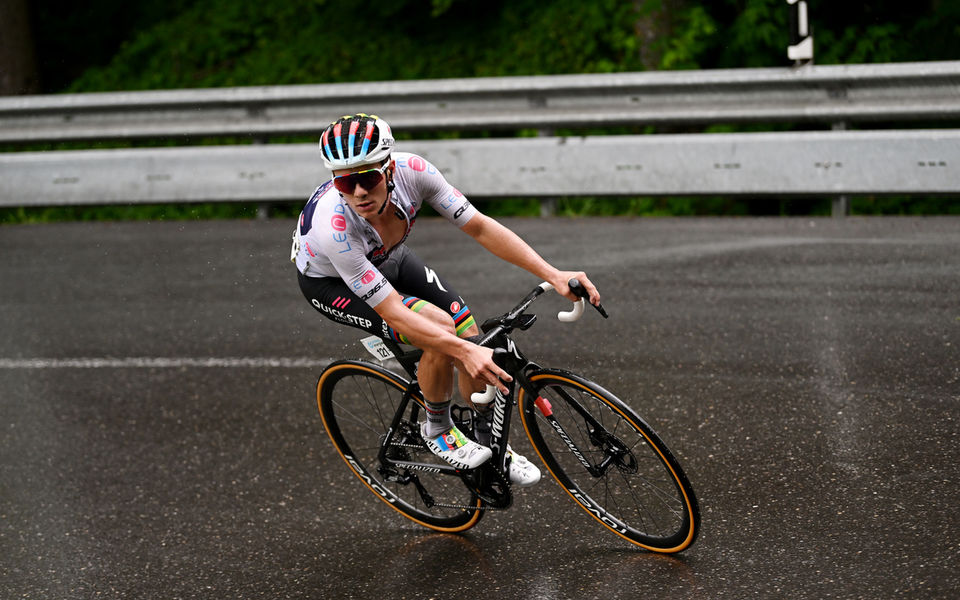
[528,383,636,479]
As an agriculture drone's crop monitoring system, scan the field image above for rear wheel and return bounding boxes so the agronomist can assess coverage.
[317,360,483,532]
[518,369,700,552]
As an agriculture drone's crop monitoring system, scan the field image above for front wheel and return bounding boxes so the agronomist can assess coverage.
[518,369,700,552]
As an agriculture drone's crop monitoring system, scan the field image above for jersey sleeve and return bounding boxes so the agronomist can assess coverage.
[400,154,477,227]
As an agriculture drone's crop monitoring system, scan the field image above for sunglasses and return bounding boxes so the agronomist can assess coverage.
[332,163,390,194]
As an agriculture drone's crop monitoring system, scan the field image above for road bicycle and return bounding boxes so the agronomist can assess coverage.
[316,280,700,553]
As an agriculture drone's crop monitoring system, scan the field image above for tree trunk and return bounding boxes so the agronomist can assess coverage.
[0,0,40,94]
[633,0,687,71]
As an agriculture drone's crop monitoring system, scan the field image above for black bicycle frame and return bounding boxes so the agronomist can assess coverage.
[371,285,613,487]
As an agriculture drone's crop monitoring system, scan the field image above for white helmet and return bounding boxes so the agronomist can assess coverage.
[319,113,394,171]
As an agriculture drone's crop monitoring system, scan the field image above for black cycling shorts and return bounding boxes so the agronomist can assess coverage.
[297,244,477,343]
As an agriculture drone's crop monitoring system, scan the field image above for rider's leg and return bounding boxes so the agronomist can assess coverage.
[413,302,492,469]
[383,245,485,402]
[454,320,486,406]
[450,321,541,486]
[413,303,458,435]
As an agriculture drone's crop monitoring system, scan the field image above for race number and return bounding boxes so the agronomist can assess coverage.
[361,336,395,361]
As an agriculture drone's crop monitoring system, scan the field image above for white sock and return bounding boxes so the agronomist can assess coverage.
[424,401,453,438]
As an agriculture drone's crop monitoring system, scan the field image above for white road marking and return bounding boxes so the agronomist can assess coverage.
[0,357,333,369]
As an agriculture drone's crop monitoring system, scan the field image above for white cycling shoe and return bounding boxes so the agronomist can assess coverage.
[507,445,541,487]
[421,423,492,470]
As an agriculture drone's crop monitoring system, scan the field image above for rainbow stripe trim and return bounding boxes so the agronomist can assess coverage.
[403,296,430,312]
[388,297,476,344]
[390,297,429,344]
[453,306,476,336]
[429,428,468,451]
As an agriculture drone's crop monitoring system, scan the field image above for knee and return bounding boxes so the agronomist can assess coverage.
[419,304,457,336]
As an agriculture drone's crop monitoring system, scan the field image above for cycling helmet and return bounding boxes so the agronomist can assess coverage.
[319,113,394,171]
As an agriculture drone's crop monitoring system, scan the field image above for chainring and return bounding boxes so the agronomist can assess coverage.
[461,459,512,509]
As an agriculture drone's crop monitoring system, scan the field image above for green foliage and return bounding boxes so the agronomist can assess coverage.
[39,0,960,92]
[851,198,960,216]
[658,6,718,70]
[0,203,259,224]
[66,0,646,92]
[712,0,788,68]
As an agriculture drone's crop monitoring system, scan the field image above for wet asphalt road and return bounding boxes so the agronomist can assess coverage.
[1,216,958,599]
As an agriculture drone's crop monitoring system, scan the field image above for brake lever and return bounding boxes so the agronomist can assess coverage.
[568,278,609,319]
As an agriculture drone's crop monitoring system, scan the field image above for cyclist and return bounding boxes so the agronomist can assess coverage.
[293,114,601,486]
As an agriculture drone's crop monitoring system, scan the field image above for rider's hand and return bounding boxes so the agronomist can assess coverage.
[461,344,511,394]
[552,271,601,306]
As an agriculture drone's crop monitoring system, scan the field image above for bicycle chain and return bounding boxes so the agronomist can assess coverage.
[430,501,507,511]
[389,441,425,449]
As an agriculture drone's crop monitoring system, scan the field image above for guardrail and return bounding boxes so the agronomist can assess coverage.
[1,61,959,216]
[2,61,959,144]
[4,131,958,207]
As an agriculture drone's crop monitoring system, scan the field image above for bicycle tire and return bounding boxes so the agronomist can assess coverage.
[317,360,484,532]
[518,369,700,552]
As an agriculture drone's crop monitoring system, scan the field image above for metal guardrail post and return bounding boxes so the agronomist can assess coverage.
[831,121,850,217]
[251,105,271,220]
[537,126,557,217]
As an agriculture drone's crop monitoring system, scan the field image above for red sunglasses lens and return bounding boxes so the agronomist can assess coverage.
[333,169,384,194]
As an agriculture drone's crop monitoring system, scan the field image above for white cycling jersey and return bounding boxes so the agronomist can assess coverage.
[293,152,477,307]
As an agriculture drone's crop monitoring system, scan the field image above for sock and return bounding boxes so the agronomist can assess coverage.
[424,401,453,438]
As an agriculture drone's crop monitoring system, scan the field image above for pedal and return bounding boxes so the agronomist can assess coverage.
[450,405,475,437]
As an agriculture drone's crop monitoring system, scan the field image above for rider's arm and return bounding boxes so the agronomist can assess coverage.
[373,291,510,392]
[460,212,601,306]
[405,155,597,302]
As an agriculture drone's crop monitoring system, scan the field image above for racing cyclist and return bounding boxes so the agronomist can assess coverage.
[293,114,601,486]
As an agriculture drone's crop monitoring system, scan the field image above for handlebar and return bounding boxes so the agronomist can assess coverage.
[538,278,609,322]
[537,281,584,322]
[470,278,608,405]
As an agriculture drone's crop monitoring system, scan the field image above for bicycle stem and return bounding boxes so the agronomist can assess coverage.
[472,280,591,402]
